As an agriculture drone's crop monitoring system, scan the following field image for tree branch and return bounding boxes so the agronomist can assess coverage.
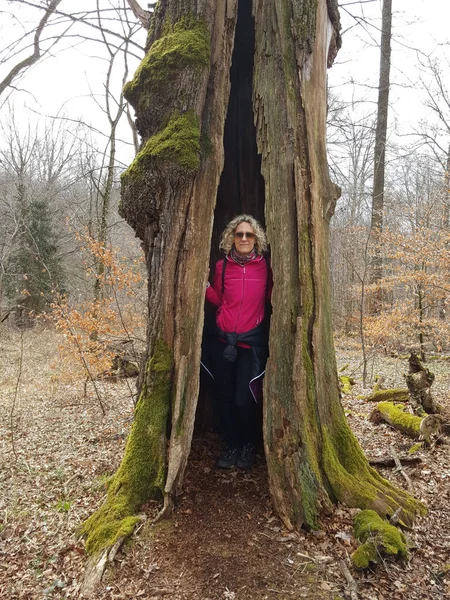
[125,0,151,30]
[0,0,63,97]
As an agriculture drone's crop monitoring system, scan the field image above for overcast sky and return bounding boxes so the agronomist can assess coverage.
[330,0,450,137]
[0,0,146,166]
[0,0,449,165]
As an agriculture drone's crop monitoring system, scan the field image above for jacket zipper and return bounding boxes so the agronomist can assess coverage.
[234,264,245,332]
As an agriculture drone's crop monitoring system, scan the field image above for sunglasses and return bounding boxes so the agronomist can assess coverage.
[234,231,256,239]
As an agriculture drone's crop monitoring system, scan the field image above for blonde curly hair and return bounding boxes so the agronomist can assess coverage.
[219,214,268,255]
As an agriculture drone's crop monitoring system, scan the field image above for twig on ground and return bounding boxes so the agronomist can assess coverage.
[389,444,414,493]
[339,559,359,600]
[63,472,82,498]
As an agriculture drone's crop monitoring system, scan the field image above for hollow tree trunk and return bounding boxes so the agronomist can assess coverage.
[253,0,421,531]
[81,0,424,565]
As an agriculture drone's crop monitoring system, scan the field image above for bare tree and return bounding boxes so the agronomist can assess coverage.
[370,0,392,310]
[414,56,450,227]
[327,92,375,332]
[90,0,141,302]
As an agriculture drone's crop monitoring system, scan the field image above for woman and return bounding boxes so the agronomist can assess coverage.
[206,215,272,469]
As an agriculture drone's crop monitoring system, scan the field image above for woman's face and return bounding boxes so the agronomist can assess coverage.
[234,222,256,255]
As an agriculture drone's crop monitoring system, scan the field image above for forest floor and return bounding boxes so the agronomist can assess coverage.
[1,326,450,600]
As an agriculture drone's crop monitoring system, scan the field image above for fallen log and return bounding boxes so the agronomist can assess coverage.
[370,402,421,438]
[366,389,409,403]
[368,455,422,467]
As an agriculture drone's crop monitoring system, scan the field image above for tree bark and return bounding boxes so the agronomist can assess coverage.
[81,0,425,566]
[369,0,392,312]
[252,0,421,531]
[371,0,392,234]
[405,352,436,413]
[125,0,152,29]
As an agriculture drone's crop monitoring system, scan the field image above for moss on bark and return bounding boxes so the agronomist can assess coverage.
[366,388,409,403]
[80,341,173,555]
[121,111,201,180]
[371,402,422,438]
[351,509,408,568]
[322,421,426,526]
[123,17,210,108]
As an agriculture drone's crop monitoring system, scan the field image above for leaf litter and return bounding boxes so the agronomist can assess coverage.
[1,327,449,599]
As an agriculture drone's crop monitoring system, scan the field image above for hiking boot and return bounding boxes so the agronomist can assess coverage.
[216,446,241,469]
[237,443,256,469]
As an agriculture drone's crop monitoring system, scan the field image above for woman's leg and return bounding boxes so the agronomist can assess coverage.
[234,347,258,446]
[211,339,240,447]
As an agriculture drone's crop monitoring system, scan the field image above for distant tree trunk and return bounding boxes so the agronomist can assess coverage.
[443,146,450,229]
[440,146,450,321]
[370,0,392,313]
[81,0,424,573]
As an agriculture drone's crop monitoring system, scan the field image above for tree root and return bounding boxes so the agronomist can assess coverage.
[322,422,426,527]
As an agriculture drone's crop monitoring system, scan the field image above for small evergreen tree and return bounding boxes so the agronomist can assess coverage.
[5,199,64,321]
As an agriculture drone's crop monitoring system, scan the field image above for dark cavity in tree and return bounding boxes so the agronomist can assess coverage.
[197,0,266,433]
[210,0,265,263]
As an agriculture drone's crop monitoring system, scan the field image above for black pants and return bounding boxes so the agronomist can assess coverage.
[211,338,258,447]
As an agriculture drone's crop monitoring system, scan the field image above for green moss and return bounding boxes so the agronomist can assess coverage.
[145,111,201,169]
[279,0,318,102]
[339,375,355,394]
[352,540,378,568]
[123,17,210,107]
[408,442,424,454]
[322,422,426,526]
[122,111,201,181]
[366,389,409,402]
[322,423,377,507]
[80,341,173,555]
[351,509,408,568]
[376,402,422,437]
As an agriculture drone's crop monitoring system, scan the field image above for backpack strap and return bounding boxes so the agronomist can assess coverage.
[222,256,227,294]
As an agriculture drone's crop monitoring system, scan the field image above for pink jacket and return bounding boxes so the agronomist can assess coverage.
[206,255,272,334]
